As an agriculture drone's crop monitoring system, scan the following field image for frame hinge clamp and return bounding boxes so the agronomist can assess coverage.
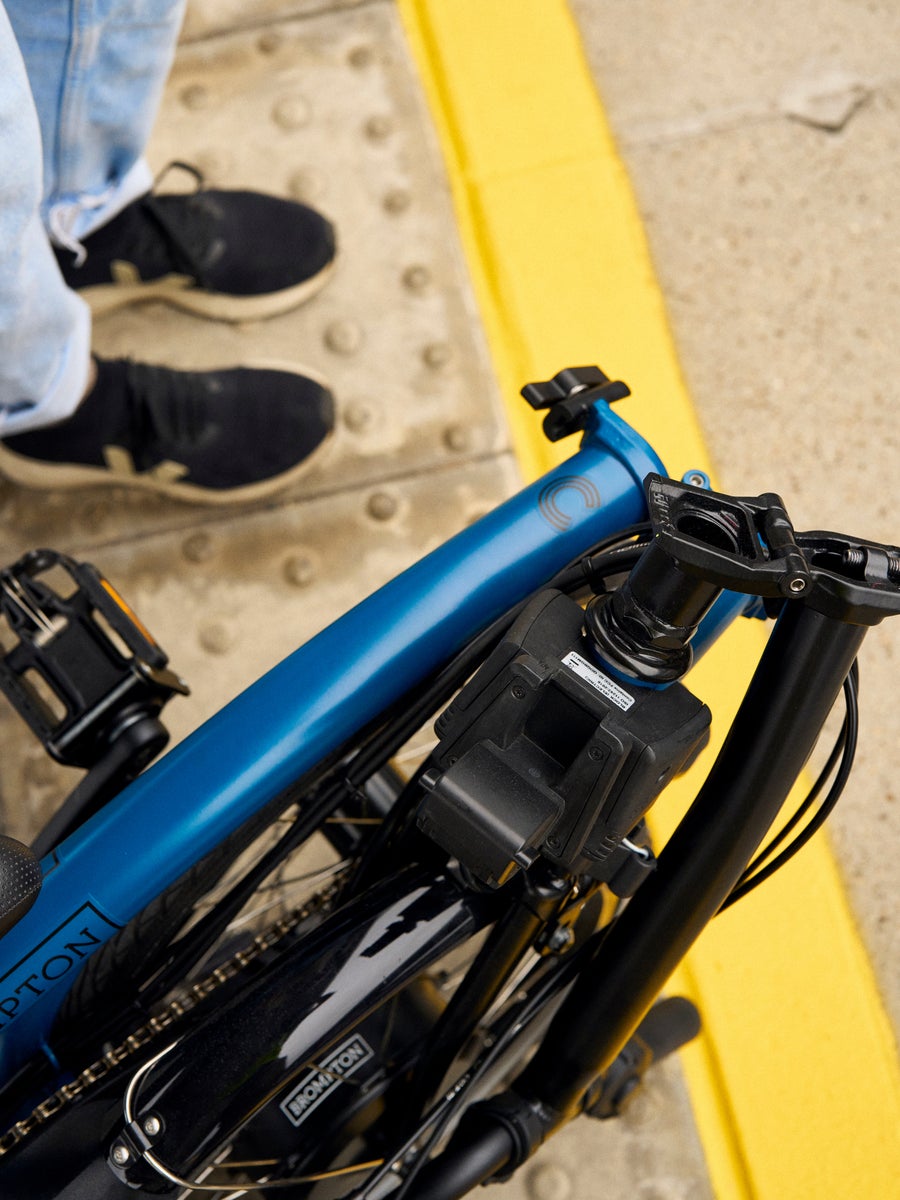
[521,366,631,442]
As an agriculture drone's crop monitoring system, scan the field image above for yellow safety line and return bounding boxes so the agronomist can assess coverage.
[397,3,900,1197]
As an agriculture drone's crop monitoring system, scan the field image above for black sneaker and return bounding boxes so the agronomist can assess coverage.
[54,166,337,322]
[0,358,334,504]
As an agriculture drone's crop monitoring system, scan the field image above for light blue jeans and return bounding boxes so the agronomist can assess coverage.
[0,0,185,434]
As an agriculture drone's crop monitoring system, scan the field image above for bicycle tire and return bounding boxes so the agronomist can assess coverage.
[0,806,281,1143]
[51,811,263,1044]
[49,761,407,1056]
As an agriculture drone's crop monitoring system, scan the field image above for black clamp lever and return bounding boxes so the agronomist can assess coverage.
[521,366,631,442]
[586,474,900,685]
[645,474,900,625]
[645,474,813,600]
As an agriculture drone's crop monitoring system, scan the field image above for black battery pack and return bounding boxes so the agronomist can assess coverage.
[417,590,710,889]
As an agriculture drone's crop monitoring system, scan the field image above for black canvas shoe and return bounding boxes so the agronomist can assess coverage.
[54,166,337,322]
[0,358,334,504]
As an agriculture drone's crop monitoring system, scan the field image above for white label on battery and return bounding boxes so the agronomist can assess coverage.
[561,650,635,711]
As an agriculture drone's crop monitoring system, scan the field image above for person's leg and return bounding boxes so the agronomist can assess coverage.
[8,0,336,321]
[0,0,336,499]
[5,0,187,250]
[0,3,91,436]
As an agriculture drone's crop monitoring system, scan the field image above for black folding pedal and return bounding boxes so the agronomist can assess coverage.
[0,549,188,854]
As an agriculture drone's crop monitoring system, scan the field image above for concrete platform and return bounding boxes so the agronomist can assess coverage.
[573,0,900,1038]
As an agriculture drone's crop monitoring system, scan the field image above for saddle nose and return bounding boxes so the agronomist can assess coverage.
[0,836,42,940]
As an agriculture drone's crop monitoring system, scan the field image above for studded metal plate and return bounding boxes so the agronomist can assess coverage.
[0,1,507,556]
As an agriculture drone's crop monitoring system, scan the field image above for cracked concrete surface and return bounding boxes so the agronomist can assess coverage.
[571,0,899,1042]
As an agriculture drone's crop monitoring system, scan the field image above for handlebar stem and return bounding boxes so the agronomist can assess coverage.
[516,600,866,1119]
[586,540,724,683]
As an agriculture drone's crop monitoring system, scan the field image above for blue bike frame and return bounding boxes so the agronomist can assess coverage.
[0,402,753,1085]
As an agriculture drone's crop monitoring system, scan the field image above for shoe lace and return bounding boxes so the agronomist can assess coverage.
[132,162,219,284]
[123,361,213,462]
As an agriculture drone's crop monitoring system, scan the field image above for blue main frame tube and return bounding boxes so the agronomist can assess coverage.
[0,405,747,1081]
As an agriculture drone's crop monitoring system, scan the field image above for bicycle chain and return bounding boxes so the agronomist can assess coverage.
[0,876,344,1161]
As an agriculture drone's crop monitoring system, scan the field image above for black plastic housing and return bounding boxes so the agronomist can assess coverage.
[0,550,187,769]
[417,591,710,888]
[0,838,42,940]
[644,474,900,624]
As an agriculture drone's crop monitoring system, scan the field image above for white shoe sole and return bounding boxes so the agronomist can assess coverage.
[79,258,337,323]
[0,362,336,506]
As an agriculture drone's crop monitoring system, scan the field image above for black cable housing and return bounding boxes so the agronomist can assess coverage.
[721,661,859,910]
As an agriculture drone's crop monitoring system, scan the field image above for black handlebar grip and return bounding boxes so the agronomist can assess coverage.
[0,836,42,940]
[634,995,702,1063]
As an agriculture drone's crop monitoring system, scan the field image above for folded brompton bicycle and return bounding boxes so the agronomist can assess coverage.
[0,367,897,1200]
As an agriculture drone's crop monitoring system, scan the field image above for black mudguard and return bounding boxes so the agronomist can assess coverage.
[2,868,493,1197]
